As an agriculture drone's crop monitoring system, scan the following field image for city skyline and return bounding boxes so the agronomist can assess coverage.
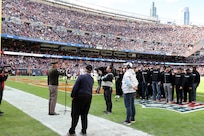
[66,0,204,25]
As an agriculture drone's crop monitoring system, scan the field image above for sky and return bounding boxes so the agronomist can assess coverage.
[66,0,204,25]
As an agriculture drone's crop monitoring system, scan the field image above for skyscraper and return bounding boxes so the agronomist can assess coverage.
[183,7,190,25]
[179,7,190,25]
[150,2,158,18]
[177,7,190,25]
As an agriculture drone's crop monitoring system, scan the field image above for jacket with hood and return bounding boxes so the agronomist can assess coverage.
[122,69,138,94]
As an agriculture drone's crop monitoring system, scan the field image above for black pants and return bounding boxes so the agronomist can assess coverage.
[69,94,92,134]
[116,81,123,96]
[184,86,192,103]
[0,90,3,105]
[142,82,149,100]
[103,86,112,112]
[175,85,183,104]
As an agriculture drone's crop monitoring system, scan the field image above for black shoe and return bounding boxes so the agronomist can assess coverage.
[80,132,87,136]
[66,133,76,136]
[103,110,112,114]
[48,112,60,115]
[0,111,4,114]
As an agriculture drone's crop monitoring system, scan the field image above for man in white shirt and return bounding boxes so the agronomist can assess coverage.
[122,62,138,125]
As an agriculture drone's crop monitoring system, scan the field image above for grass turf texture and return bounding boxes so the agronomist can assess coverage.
[2,76,204,136]
[0,101,59,136]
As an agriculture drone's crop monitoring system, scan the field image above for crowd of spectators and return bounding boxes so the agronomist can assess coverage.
[2,0,204,56]
[3,38,190,64]
[1,54,117,76]
[1,55,204,76]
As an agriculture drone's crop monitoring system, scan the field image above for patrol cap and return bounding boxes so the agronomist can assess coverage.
[51,60,58,64]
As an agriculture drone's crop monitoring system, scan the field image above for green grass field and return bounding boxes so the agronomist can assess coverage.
[1,76,204,136]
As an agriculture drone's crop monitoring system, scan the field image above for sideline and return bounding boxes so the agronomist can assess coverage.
[3,86,152,136]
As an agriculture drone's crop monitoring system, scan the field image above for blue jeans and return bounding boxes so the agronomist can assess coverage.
[192,83,198,101]
[152,81,161,101]
[124,92,136,122]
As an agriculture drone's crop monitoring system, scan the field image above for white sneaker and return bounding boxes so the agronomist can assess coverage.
[115,95,120,99]
[122,121,131,125]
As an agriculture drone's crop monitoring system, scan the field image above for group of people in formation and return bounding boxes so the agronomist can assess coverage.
[113,64,200,105]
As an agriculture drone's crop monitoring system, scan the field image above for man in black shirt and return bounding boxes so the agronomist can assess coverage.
[161,66,173,104]
[151,65,161,101]
[191,66,200,103]
[173,67,184,104]
[141,65,151,101]
[182,68,193,103]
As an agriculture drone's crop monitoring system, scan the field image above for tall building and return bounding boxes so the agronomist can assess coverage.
[176,7,190,25]
[150,2,158,18]
[183,7,190,25]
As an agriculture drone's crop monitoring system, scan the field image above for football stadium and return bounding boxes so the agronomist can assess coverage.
[0,0,204,136]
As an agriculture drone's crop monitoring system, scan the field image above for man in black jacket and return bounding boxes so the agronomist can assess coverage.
[151,64,161,101]
[161,66,173,104]
[67,65,94,136]
[191,66,200,103]
[173,67,184,104]
[182,68,193,103]
[141,65,151,101]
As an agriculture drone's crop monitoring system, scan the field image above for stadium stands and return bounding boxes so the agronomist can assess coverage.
[1,0,204,76]
[2,0,204,56]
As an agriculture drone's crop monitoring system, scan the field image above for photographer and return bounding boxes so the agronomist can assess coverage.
[95,68,103,94]
[0,67,9,116]
[115,67,124,98]
[99,65,114,114]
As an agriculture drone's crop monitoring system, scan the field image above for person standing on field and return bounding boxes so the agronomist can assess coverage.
[115,66,124,98]
[151,64,161,101]
[100,65,114,114]
[67,65,94,136]
[182,68,193,103]
[0,67,9,116]
[161,66,173,104]
[141,65,151,101]
[47,60,64,115]
[122,62,138,125]
[173,67,184,104]
[191,66,200,103]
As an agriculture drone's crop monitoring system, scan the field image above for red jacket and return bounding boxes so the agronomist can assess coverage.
[0,73,8,91]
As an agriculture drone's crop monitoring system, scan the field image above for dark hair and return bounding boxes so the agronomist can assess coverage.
[109,65,113,70]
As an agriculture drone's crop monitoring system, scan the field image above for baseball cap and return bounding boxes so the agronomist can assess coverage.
[124,62,133,68]
[86,65,93,71]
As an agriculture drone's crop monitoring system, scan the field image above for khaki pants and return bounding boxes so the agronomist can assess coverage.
[48,85,58,114]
